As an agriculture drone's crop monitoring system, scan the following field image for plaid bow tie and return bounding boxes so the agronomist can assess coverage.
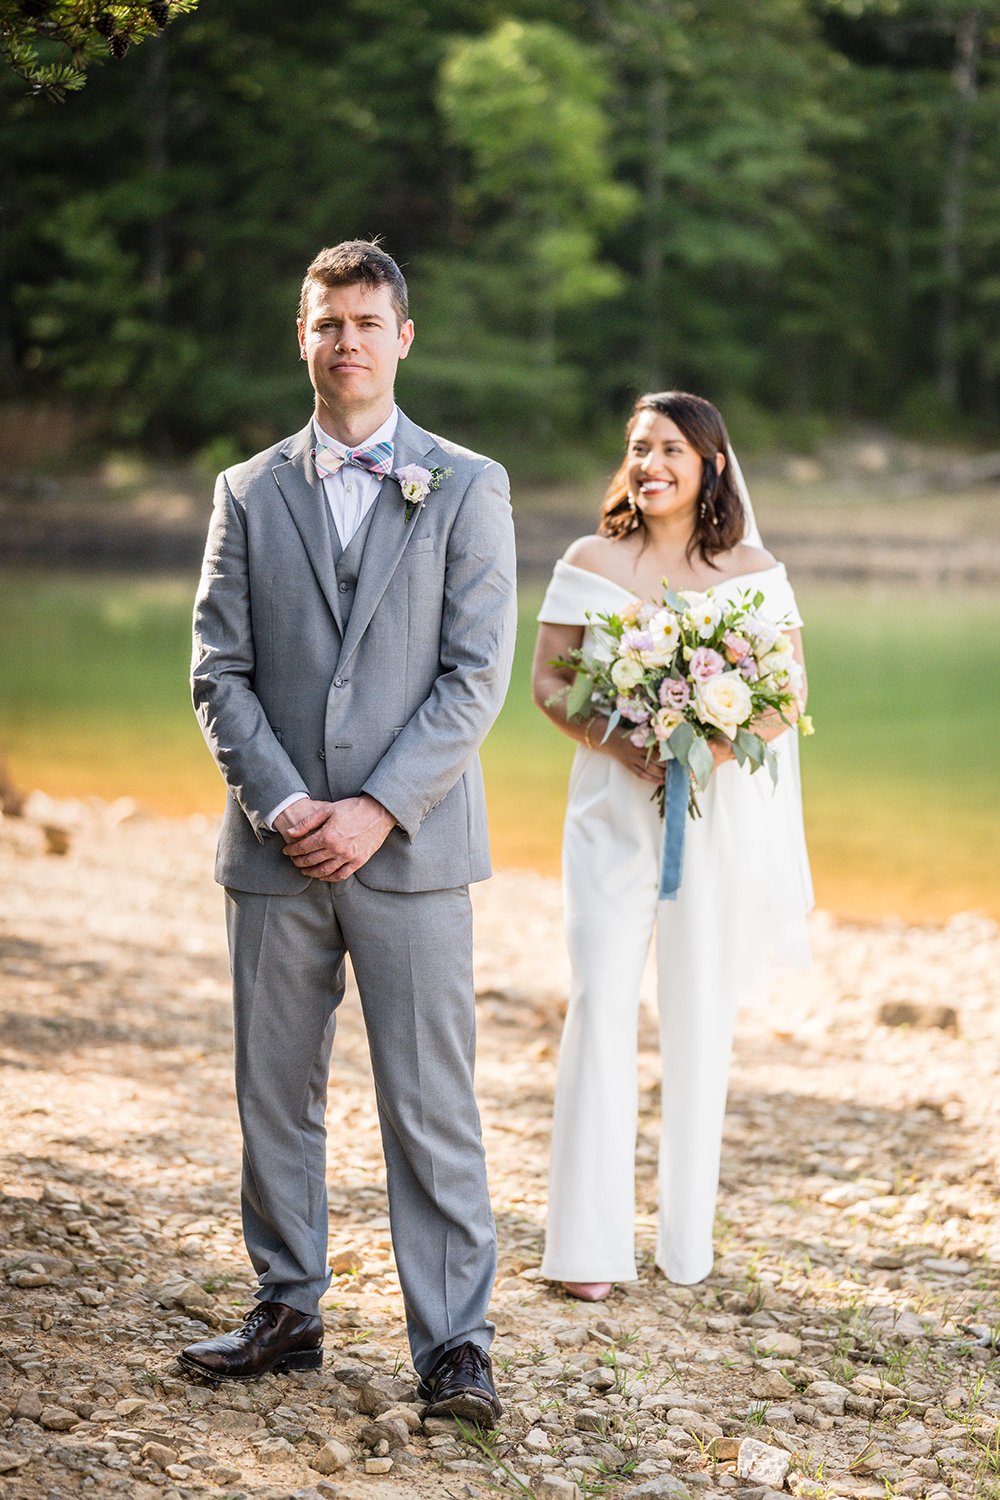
[313,439,394,481]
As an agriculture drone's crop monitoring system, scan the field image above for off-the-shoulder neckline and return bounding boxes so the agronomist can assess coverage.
[553,557,787,601]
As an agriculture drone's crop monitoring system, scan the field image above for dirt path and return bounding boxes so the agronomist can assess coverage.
[1,798,997,1500]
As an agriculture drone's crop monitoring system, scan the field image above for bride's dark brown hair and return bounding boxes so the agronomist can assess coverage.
[599,391,746,564]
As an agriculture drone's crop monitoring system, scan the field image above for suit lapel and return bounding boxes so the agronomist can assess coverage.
[272,424,343,634]
[337,412,436,669]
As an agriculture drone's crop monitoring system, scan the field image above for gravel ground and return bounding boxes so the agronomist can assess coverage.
[1,797,998,1500]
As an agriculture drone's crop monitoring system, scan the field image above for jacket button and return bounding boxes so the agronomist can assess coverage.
[334,676,345,687]
[318,749,326,761]
[339,581,350,593]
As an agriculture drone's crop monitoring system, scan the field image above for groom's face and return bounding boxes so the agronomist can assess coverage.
[298,280,414,420]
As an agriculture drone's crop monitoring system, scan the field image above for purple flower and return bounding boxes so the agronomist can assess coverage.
[621,627,654,657]
[617,694,651,724]
[738,656,760,682]
[658,677,691,710]
[689,647,725,682]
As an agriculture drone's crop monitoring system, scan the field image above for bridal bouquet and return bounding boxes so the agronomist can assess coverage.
[558,583,813,896]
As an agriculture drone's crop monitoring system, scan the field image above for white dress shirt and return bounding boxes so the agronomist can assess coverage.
[314,406,399,547]
[265,407,399,831]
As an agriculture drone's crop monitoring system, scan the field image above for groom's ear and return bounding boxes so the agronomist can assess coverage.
[398,319,415,359]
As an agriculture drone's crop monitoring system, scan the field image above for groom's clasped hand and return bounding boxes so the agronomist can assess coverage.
[275,795,396,883]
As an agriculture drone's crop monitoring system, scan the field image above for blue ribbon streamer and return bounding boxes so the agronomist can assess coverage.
[659,757,688,901]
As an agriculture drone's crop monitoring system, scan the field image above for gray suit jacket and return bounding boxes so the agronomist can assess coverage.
[191,411,517,895]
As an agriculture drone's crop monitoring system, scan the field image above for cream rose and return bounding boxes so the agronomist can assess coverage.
[611,657,645,692]
[694,670,753,738]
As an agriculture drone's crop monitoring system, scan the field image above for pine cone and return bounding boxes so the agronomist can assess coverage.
[94,11,115,36]
[148,1,170,25]
[108,31,130,57]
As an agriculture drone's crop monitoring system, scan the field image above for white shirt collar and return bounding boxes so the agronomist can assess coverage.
[313,405,399,455]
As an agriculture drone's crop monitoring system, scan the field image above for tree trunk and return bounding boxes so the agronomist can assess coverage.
[641,65,668,390]
[936,8,980,408]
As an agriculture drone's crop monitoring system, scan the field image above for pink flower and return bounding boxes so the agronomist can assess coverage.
[659,677,691,710]
[629,726,648,748]
[722,630,751,663]
[617,694,650,724]
[689,647,725,682]
[738,656,760,682]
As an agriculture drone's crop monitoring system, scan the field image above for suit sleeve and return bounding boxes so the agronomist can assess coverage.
[191,471,308,838]
[360,461,517,840]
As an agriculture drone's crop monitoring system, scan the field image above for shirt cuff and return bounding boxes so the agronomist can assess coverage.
[265,791,309,832]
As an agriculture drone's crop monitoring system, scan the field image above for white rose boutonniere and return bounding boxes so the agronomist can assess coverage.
[395,462,454,523]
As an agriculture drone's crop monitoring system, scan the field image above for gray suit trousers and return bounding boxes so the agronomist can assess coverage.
[225,875,496,1376]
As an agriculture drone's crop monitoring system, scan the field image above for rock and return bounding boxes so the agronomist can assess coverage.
[736,1439,791,1488]
[751,1332,801,1359]
[523,1426,551,1452]
[869,1251,904,1270]
[751,1369,795,1400]
[789,1474,826,1498]
[358,1418,409,1451]
[877,1001,958,1032]
[329,1248,364,1274]
[536,1478,582,1500]
[868,1306,927,1343]
[13,1388,43,1421]
[365,1456,393,1473]
[923,1257,969,1276]
[0,1449,30,1474]
[665,1409,723,1440]
[39,1406,80,1431]
[311,1437,352,1473]
[575,1409,606,1432]
[711,1438,742,1461]
[357,1382,392,1416]
[140,1442,178,1469]
[621,1477,691,1498]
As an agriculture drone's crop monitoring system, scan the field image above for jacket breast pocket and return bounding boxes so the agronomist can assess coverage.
[407,537,436,555]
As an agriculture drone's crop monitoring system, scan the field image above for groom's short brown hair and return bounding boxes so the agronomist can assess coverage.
[298,240,409,328]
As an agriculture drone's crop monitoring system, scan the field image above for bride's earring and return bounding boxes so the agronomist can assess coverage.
[627,492,637,512]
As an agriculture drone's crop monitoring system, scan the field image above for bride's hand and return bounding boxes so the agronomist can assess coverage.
[710,736,735,768]
[598,724,666,785]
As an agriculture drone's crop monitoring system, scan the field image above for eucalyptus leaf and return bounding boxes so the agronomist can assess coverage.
[668,720,695,766]
[663,589,689,613]
[688,733,715,792]
[601,708,621,743]
[566,670,594,720]
[735,728,765,770]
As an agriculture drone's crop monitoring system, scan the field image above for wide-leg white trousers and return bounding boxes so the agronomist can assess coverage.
[541,747,772,1285]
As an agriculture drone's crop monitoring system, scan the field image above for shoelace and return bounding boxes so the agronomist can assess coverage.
[237,1302,279,1338]
[440,1341,490,1385]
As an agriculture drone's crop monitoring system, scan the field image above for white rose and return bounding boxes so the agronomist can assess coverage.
[694,670,753,738]
[611,656,645,691]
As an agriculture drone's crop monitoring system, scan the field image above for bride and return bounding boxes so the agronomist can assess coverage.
[531,391,813,1298]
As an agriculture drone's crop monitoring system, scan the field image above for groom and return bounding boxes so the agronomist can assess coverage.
[184,240,516,1425]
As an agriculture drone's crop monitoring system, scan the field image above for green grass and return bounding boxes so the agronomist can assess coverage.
[2,569,998,920]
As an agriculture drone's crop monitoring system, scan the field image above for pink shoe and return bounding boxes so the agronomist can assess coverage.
[561,1281,612,1302]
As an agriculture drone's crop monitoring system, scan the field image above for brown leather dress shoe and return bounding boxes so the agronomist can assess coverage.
[177,1300,323,1382]
[418,1341,502,1427]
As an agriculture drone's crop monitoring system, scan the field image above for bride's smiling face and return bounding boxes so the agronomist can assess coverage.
[626,410,707,520]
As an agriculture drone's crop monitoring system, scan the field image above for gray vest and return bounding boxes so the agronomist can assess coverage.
[325,496,379,632]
